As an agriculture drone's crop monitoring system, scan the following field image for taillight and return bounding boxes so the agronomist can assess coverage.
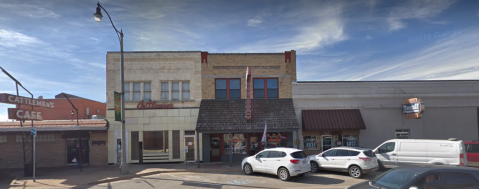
[359,157,372,161]
[290,159,301,164]
[460,153,464,166]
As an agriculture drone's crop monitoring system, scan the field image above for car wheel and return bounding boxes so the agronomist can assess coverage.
[243,163,253,175]
[311,162,319,173]
[277,167,291,181]
[349,165,363,178]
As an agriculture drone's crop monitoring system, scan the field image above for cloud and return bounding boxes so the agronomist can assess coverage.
[0,2,60,19]
[366,35,373,40]
[0,29,43,48]
[247,16,263,27]
[387,0,454,31]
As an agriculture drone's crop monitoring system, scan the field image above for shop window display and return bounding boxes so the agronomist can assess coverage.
[342,135,359,147]
[303,136,320,149]
[333,135,343,147]
[224,134,247,154]
[265,132,287,148]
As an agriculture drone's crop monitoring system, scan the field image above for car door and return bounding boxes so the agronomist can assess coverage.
[333,149,352,169]
[316,149,337,169]
[466,143,479,167]
[251,151,270,173]
[375,142,397,168]
[265,150,282,174]
[444,172,479,189]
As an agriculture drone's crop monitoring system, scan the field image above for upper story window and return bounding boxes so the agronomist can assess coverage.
[253,78,278,99]
[216,79,240,99]
[124,82,151,101]
[160,81,190,101]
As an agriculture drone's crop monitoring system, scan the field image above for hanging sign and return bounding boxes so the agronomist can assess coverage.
[402,98,425,119]
[8,108,43,120]
[0,93,54,108]
[114,92,121,121]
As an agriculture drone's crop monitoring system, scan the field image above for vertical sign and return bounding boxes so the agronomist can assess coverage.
[114,92,121,121]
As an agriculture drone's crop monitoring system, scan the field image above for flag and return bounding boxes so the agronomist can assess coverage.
[261,123,268,143]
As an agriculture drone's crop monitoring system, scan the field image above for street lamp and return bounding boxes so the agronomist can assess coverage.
[94,2,129,174]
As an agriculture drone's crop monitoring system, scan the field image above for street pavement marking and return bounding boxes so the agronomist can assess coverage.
[227,179,253,185]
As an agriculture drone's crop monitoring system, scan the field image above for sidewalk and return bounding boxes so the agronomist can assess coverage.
[6,162,242,188]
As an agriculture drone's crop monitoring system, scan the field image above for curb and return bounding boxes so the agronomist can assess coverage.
[88,168,242,185]
[9,175,22,188]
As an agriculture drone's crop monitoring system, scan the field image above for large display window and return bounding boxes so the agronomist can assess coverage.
[265,132,287,148]
[303,136,320,149]
[224,134,247,154]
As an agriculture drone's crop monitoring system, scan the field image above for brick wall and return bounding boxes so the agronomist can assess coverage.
[0,133,24,169]
[19,98,106,120]
[201,51,296,99]
[89,131,108,165]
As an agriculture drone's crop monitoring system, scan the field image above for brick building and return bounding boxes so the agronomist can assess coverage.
[0,93,108,170]
[196,51,300,164]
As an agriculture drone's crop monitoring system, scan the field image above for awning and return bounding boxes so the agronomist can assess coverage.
[302,109,366,131]
[0,119,109,132]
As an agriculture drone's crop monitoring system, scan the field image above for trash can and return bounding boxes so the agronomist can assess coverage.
[24,163,33,177]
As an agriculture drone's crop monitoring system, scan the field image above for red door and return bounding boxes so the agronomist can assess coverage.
[211,134,222,162]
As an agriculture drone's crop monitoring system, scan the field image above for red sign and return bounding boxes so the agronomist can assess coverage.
[137,101,173,109]
[0,93,54,108]
[8,108,43,120]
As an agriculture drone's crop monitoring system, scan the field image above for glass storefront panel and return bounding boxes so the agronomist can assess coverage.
[342,135,359,147]
[265,132,287,148]
[224,134,247,155]
[303,136,320,150]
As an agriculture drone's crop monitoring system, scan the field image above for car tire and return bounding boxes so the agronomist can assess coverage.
[243,163,254,175]
[310,161,319,173]
[277,167,291,181]
[349,165,363,178]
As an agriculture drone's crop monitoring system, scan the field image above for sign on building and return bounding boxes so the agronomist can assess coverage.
[402,98,425,119]
[0,93,54,108]
[8,108,43,120]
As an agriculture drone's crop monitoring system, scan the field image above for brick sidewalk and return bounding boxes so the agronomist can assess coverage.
[6,162,242,188]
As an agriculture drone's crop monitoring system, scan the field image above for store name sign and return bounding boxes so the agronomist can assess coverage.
[0,93,54,108]
[402,98,425,119]
[8,108,43,120]
[137,101,173,109]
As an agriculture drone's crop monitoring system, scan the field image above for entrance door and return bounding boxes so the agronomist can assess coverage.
[211,134,221,162]
[185,136,195,162]
[67,139,89,165]
[322,136,332,152]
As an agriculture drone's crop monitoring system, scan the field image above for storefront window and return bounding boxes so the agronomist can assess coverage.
[333,135,343,147]
[303,136,320,149]
[265,132,287,148]
[342,135,359,147]
[224,134,247,154]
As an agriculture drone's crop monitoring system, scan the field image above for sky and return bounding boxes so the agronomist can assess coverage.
[0,0,479,121]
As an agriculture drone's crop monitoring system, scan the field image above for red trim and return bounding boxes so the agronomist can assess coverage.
[285,51,291,63]
[215,78,241,99]
[252,78,279,99]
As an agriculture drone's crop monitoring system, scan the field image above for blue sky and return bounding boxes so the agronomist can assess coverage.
[0,0,478,120]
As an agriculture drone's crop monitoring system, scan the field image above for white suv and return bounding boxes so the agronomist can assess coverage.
[242,147,310,181]
[309,147,378,178]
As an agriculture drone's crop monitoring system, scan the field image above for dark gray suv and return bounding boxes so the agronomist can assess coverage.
[348,166,479,189]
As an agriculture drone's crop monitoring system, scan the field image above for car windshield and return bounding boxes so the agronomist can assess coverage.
[291,151,307,158]
[370,169,419,189]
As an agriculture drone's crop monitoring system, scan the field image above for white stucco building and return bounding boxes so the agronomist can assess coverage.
[293,80,479,154]
[106,51,202,164]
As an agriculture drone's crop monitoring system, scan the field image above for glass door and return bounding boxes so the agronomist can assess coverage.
[210,134,221,162]
[67,139,89,165]
[322,136,332,152]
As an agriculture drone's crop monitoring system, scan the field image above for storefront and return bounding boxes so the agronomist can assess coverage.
[196,99,300,164]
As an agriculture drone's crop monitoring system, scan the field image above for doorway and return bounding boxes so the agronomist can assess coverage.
[322,136,332,152]
[185,136,195,162]
[67,138,89,165]
[210,134,222,162]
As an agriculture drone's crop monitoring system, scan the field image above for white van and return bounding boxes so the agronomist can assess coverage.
[373,139,468,169]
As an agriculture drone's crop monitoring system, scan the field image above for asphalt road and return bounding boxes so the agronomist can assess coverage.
[89,170,386,189]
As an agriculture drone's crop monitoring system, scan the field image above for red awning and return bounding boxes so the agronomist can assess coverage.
[302,109,366,131]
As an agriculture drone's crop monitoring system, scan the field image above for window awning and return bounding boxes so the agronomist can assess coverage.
[302,109,366,131]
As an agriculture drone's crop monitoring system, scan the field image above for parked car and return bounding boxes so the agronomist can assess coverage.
[373,138,468,169]
[347,166,479,189]
[309,147,378,178]
[465,141,479,167]
[242,147,310,181]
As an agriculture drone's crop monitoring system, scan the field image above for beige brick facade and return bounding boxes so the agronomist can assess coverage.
[201,50,296,99]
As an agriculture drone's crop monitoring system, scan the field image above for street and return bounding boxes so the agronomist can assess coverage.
[88,170,384,189]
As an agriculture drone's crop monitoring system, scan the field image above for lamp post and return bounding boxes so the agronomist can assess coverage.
[94,2,129,174]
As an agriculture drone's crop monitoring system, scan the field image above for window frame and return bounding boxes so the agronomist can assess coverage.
[124,81,152,101]
[253,78,279,99]
[160,81,191,101]
[215,78,241,99]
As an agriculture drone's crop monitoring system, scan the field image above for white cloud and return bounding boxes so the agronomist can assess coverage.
[387,0,454,31]
[366,35,373,40]
[0,2,59,19]
[0,29,43,48]
[247,17,263,27]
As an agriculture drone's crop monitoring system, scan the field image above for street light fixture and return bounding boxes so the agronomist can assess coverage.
[94,2,129,174]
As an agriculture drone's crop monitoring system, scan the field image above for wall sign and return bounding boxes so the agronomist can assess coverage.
[0,93,54,108]
[8,108,43,120]
[402,98,425,119]
[137,101,173,109]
